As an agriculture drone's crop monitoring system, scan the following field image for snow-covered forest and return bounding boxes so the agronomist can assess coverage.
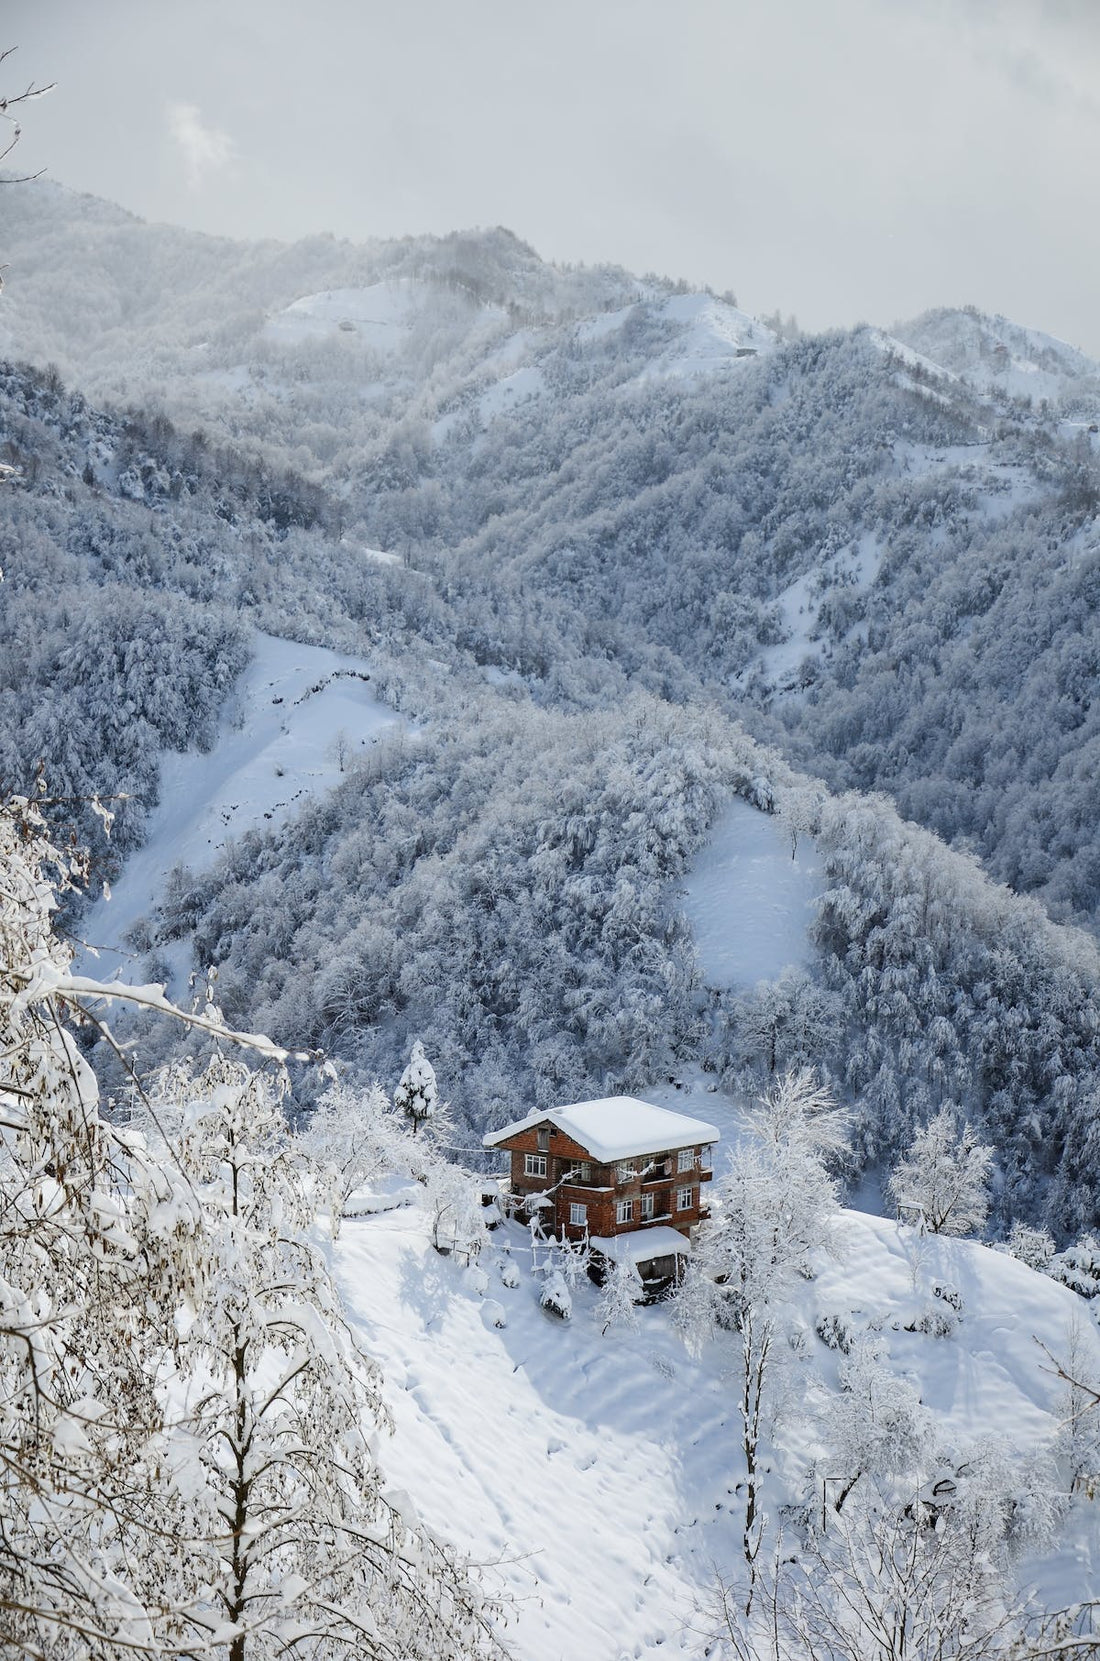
[5,167,1100,1656]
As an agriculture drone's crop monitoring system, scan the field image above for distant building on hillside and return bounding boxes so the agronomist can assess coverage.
[483,1096,719,1293]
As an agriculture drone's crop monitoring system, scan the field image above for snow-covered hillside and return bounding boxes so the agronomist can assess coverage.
[681,798,820,989]
[334,1195,1100,1661]
[894,305,1100,407]
[260,279,437,351]
[80,632,401,985]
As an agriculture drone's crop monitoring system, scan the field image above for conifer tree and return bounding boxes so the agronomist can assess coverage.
[394,1039,439,1136]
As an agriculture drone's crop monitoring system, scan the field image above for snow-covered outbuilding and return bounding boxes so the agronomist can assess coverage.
[483,1096,718,1285]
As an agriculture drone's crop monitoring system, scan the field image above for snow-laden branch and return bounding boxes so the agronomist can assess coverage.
[19,964,310,1065]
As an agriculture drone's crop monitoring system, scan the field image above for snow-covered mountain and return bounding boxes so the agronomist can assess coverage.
[6,173,1100,1659]
[893,304,1100,408]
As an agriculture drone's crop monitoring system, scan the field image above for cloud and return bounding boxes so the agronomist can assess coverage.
[167,101,233,189]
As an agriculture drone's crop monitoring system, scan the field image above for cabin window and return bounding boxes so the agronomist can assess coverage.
[525,1154,548,1178]
[640,1193,655,1221]
[676,1186,694,1212]
[677,1148,694,1172]
[616,1198,634,1225]
[569,1202,587,1227]
[537,1127,550,1152]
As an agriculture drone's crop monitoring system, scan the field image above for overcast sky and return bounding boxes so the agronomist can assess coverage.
[5,0,1100,352]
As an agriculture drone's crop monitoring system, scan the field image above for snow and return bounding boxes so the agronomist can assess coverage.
[79,632,401,980]
[590,1226,692,1264]
[332,1199,1100,1661]
[638,293,775,382]
[432,362,547,442]
[868,327,959,384]
[261,280,423,352]
[346,542,402,567]
[681,797,820,990]
[484,1096,719,1162]
[573,293,775,380]
[475,363,545,421]
[574,304,634,344]
[807,1211,1098,1457]
[893,307,1100,408]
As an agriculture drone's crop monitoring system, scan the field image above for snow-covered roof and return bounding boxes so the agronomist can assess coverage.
[590,1227,692,1264]
[483,1096,719,1163]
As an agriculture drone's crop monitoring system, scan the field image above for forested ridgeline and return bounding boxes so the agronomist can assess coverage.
[5,206,1100,1236]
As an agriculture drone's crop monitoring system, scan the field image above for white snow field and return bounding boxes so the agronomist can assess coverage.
[80,632,400,979]
[893,307,1100,407]
[640,293,776,382]
[681,797,820,990]
[260,280,426,351]
[334,1198,1100,1661]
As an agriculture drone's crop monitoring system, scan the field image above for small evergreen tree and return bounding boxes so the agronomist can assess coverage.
[394,1039,439,1136]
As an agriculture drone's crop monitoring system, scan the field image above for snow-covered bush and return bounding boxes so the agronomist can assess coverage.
[539,1269,572,1321]
[428,1162,489,1262]
[1004,1221,1056,1271]
[295,1074,409,1229]
[1049,1234,1100,1299]
[815,1312,857,1354]
[906,1303,959,1340]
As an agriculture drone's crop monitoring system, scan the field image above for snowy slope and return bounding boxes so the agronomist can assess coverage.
[893,306,1100,407]
[80,632,401,980]
[640,293,775,381]
[334,1199,1100,1661]
[680,797,820,989]
[261,280,426,350]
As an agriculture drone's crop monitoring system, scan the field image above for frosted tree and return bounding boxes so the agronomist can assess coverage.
[887,1107,992,1236]
[685,1070,847,1610]
[295,1074,408,1228]
[427,1159,488,1262]
[821,1337,936,1515]
[744,1065,850,1172]
[0,794,183,1654]
[775,1476,1024,1661]
[0,796,506,1658]
[394,1038,439,1136]
[596,1257,643,1335]
[153,1053,505,1660]
[0,47,54,189]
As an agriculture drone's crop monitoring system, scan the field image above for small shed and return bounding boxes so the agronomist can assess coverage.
[588,1224,693,1297]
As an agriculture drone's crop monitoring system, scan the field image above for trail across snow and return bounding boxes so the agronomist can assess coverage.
[80,632,400,980]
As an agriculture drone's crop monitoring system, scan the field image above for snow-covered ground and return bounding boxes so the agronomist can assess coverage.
[893,307,1100,408]
[261,280,425,351]
[680,797,820,990]
[334,1199,1100,1661]
[80,632,400,980]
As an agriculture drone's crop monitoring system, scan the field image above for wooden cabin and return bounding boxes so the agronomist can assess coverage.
[483,1095,719,1288]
